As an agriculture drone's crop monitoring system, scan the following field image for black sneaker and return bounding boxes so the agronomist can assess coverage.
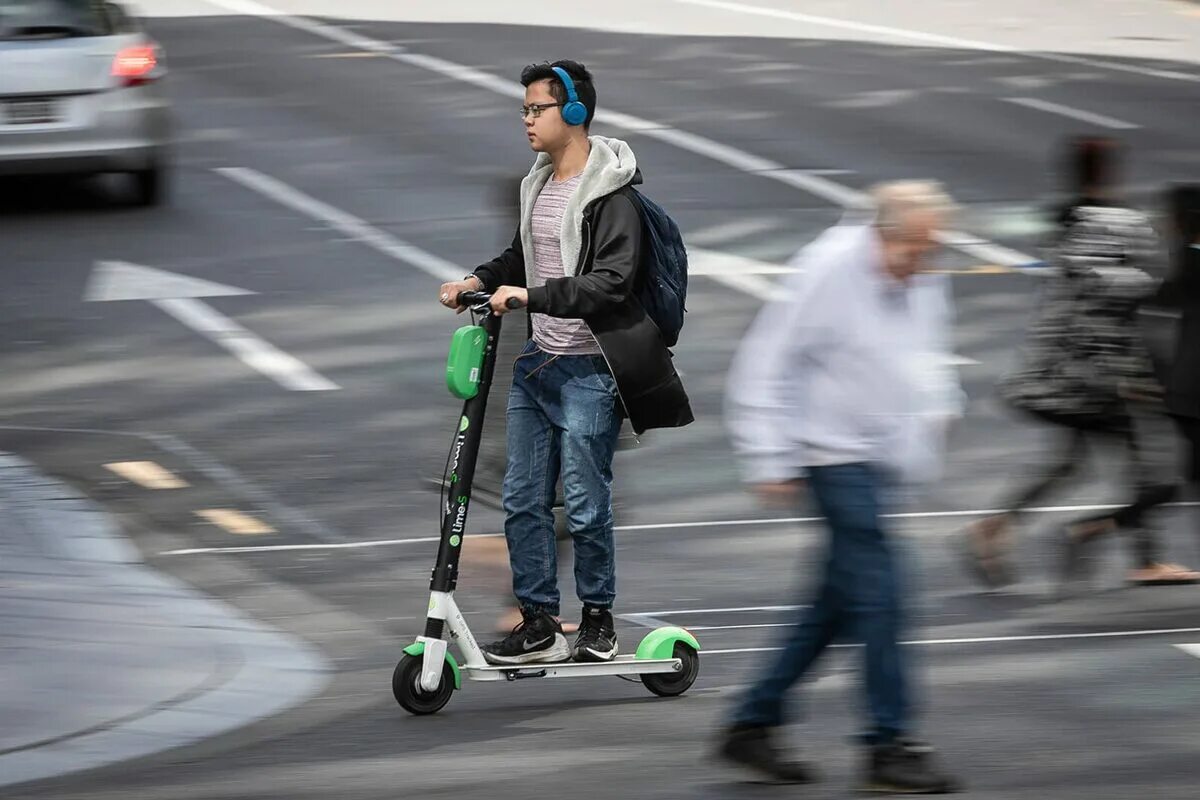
[481,609,569,665]
[864,737,960,794]
[572,606,618,662]
[716,725,815,784]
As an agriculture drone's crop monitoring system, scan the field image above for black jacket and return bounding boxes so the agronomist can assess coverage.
[1152,246,1200,419]
[473,173,693,434]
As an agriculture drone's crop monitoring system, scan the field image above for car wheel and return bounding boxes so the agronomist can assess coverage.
[131,162,164,207]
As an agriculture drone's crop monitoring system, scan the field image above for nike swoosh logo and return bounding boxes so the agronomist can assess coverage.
[523,635,552,651]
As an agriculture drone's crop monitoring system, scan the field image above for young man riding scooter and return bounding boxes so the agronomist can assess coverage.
[437,61,692,664]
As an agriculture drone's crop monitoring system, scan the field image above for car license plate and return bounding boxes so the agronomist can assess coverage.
[4,97,61,125]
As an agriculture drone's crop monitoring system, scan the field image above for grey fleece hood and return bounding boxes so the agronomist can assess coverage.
[518,135,638,281]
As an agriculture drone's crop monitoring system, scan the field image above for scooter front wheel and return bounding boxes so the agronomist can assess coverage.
[642,643,700,697]
[393,654,455,715]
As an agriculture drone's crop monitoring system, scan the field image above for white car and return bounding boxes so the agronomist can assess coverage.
[0,0,170,205]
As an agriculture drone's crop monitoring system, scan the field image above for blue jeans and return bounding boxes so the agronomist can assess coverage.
[732,463,910,744]
[502,341,622,616]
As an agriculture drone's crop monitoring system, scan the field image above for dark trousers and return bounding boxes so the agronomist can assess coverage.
[732,463,909,744]
[1002,413,1173,567]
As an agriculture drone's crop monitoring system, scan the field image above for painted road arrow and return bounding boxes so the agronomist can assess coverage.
[85,261,339,392]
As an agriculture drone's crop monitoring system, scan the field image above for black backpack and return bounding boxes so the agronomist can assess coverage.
[629,189,688,347]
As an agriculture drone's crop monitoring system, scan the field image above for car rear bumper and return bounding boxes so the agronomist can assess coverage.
[0,85,169,176]
[0,142,164,175]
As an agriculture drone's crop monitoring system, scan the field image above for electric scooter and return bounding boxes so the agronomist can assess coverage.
[393,290,700,715]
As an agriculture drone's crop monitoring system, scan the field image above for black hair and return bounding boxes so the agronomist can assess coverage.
[1065,135,1121,197]
[520,60,597,130]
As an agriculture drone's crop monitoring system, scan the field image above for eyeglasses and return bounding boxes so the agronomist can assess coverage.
[520,102,563,120]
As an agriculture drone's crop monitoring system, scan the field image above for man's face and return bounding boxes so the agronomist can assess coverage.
[882,210,943,282]
[523,79,571,153]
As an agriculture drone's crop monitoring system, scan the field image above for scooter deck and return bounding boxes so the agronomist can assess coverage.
[462,655,682,681]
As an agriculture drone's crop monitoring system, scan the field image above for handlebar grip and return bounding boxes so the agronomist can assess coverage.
[505,297,522,310]
[456,290,491,306]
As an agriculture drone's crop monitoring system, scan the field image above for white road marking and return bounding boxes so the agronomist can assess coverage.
[85,260,252,302]
[216,167,461,281]
[824,89,920,109]
[672,0,1200,83]
[691,623,791,631]
[701,627,1200,656]
[161,534,496,555]
[628,604,805,617]
[931,230,1045,272]
[200,0,1041,270]
[687,248,797,276]
[1174,643,1200,659]
[156,297,339,392]
[158,499,1200,555]
[698,270,781,302]
[675,0,1014,51]
[86,261,338,392]
[1003,97,1141,130]
[684,218,781,246]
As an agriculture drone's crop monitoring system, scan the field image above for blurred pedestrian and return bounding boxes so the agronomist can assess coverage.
[1150,185,1200,528]
[718,181,962,793]
[963,138,1197,588]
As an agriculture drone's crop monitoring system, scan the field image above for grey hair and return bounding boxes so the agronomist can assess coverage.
[870,180,958,233]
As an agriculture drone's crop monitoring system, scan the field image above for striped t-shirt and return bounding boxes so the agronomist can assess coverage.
[530,174,601,356]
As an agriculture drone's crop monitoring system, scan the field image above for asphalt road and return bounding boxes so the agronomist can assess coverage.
[3,1,1200,798]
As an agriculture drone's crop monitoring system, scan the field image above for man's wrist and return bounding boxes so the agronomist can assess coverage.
[463,274,484,290]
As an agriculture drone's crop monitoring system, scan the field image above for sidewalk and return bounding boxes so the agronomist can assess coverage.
[0,452,330,790]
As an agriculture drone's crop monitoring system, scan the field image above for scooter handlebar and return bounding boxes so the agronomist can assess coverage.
[456,290,491,307]
[455,291,522,310]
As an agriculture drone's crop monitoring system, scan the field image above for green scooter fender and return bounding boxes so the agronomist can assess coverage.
[634,626,700,660]
[403,642,463,689]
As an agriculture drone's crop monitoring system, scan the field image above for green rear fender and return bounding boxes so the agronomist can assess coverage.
[403,642,462,689]
[634,626,700,660]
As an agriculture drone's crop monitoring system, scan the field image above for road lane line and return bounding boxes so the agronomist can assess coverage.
[195,508,276,535]
[1003,97,1141,130]
[153,296,339,392]
[103,461,189,489]
[673,0,1200,84]
[201,0,1042,270]
[158,500,1200,555]
[701,627,1200,655]
[216,166,461,282]
[1174,643,1200,659]
[676,0,1015,52]
[627,604,805,616]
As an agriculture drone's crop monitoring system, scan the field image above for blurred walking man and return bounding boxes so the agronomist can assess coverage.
[719,182,963,794]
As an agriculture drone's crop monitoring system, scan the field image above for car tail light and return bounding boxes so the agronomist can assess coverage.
[113,45,159,86]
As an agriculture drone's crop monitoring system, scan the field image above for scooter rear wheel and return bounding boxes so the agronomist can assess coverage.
[393,654,455,714]
[642,643,700,697]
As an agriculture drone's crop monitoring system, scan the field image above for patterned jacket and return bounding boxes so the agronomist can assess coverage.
[999,205,1159,420]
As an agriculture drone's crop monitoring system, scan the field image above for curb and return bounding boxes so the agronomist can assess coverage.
[0,452,331,789]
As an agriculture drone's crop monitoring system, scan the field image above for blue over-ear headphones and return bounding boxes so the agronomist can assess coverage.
[551,66,588,127]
